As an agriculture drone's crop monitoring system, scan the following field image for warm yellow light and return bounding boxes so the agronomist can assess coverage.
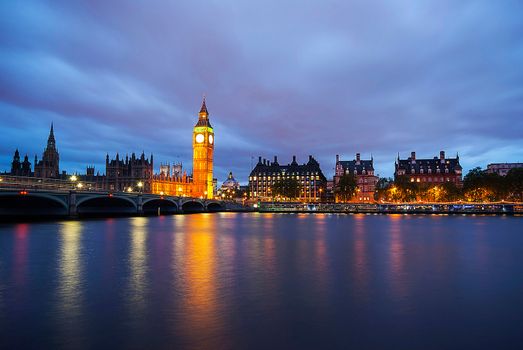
[70,175,78,182]
[77,183,83,189]
[127,187,133,192]
[160,191,164,195]
[137,181,143,188]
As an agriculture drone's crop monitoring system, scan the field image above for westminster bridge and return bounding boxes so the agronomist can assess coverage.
[0,174,247,218]
[0,188,242,219]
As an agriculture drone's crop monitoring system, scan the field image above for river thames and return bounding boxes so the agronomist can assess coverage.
[1,213,522,349]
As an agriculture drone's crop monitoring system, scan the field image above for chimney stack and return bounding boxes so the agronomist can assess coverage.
[356,153,361,161]
[336,154,339,163]
[411,151,416,160]
[309,155,312,161]
[274,155,278,163]
[258,156,262,164]
[292,155,296,163]
[440,150,445,160]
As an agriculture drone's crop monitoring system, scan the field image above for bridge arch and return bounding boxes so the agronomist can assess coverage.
[181,200,205,213]
[206,202,224,212]
[0,193,69,218]
[76,195,137,216]
[142,198,179,215]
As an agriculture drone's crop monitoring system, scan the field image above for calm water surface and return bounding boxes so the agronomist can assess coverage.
[1,213,522,349]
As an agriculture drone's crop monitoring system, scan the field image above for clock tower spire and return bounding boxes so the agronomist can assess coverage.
[192,96,214,199]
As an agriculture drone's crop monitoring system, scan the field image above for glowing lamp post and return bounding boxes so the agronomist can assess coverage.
[70,175,78,190]
[137,181,143,194]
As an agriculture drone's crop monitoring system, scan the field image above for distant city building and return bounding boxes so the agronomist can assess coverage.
[249,155,327,201]
[221,172,240,191]
[34,124,60,178]
[10,149,32,176]
[486,163,523,176]
[105,152,154,192]
[159,163,171,177]
[334,153,378,202]
[395,151,463,186]
[80,166,105,189]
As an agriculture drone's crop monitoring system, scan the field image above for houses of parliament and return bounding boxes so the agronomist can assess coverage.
[4,98,215,199]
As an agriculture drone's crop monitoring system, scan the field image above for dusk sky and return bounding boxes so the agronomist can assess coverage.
[1,0,522,183]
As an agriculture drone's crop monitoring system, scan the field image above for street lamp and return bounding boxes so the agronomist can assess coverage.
[77,182,83,189]
[70,175,78,190]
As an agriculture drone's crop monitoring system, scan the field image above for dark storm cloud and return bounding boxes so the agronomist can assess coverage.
[1,0,522,182]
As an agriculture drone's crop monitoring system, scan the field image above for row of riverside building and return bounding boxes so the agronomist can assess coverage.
[4,98,522,202]
[248,151,472,202]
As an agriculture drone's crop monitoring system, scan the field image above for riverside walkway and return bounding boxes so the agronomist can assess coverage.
[258,202,523,215]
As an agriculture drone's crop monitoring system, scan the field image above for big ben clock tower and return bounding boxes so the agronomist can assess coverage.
[192,97,214,199]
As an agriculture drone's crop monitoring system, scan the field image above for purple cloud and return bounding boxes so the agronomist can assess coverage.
[1,0,523,183]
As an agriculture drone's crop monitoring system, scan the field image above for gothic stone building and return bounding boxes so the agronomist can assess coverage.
[150,97,215,199]
[334,153,378,202]
[10,149,32,176]
[395,151,463,186]
[105,152,154,192]
[249,155,327,201]
[34,124,60,178]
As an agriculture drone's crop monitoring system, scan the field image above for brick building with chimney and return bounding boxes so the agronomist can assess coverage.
[334,153,378,202]
[395,151,463,186]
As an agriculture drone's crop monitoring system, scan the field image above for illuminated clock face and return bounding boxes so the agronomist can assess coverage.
[209,135,214,144]
[195,133,204,143]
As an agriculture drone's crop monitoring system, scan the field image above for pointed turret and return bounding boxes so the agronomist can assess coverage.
[47,123,56,149]
[199,96,208,116]
[196,96,212,127]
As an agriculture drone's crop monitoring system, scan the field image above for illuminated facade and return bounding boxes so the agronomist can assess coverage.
[249,155,327,201]
[395,151,463,186]
[150,98,214,198]
[192,98,214,199]
[105,152,154,192]
[334,153,378,202]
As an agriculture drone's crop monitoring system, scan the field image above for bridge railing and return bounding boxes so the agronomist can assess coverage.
[0,175,102,192]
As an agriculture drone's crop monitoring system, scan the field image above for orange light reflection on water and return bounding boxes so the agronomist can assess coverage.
[13,224,29,287]
[352,215,369,302]
[174,214,226,348]
[56,221,84,347]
